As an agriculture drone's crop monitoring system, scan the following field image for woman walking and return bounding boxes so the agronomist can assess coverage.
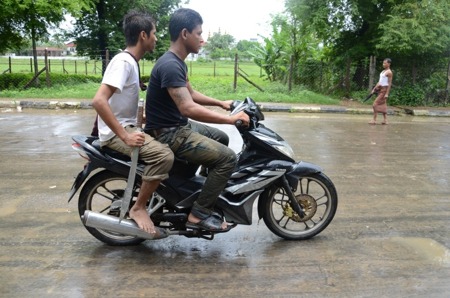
[369,58,393,125]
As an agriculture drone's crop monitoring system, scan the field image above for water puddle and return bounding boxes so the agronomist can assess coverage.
[390,237,450,267]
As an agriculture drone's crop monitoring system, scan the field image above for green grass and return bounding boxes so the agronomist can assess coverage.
[0,76,340,105]
[190,76,339,105]
[0,58,341,105]
[0,57,253,76]
[0,81,100,99]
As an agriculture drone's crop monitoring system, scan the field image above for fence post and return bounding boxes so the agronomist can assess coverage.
[446,60,450,104]
[288,55,294,92]
[30,58,33,73]
[369,55,376,91]
[85,60,88,75]
[233,53,238,91]
[106,49,110,67]
[213,62,216,77]
[320,59,324,91]
[45,49,50,87]
[63,59,68,74]
[345,58,351,97]
[8,56,12,73]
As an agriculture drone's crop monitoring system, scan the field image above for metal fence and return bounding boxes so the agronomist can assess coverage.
[0,52,245,77]
[284,56,450,106]
[1,56,144,76]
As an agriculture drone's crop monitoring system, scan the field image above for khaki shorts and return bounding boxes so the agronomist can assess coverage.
[101,126,174,181]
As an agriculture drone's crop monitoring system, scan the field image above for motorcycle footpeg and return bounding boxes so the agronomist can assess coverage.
[182,229,215,241]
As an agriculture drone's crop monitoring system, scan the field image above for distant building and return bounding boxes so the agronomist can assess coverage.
[65,42,77,55]
[30,47,65,57]
[23,42,77,57]
[186,43,209,61]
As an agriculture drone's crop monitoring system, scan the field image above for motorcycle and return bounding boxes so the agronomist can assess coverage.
[69,97,338,245]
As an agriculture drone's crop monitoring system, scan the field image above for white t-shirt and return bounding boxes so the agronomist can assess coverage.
[97,52,140,142]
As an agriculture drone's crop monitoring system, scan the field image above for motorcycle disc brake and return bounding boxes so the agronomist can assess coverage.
[283,194,317,222]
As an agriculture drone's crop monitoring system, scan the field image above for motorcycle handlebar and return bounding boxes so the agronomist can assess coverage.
[235,119,244,128]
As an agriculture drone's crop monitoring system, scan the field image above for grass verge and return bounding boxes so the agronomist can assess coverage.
[0,75,341,105]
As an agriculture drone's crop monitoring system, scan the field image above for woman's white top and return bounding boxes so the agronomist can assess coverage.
[379,70,389,86]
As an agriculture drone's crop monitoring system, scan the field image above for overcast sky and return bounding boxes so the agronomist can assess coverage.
[60,1,285,42]
[182,0,285,41]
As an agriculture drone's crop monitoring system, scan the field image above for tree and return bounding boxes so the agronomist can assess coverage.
[235,40,260,60]
[0,1,26,53]
[378,0,450,56]
[377,0,450,83]
[270,0,450,97]
[204,31,235,59]
[252,6,325,86]
[0,0,90,75]
[287,0,450,63]
[70,0,182,73]
[249,37,286,82]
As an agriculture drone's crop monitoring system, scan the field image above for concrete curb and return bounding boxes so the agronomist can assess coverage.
[0,100,93,110]
[257,103,410,116]
[1,100,450,117]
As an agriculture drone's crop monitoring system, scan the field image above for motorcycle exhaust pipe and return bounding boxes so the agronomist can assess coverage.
[82,210,169,240]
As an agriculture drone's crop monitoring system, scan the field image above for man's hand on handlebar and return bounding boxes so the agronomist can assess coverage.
[231,111,250,127]
[220,100,233,111]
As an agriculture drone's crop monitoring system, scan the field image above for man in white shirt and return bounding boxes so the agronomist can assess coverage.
[92,11,174,235]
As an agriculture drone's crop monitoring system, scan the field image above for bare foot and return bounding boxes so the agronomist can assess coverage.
[129,207,156,234]
[381,121,388,125]
[188,213,229,230]
[368,121,376,125]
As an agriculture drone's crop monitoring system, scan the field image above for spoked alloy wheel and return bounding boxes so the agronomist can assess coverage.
[78,170,145,246]
[261,173,338,240]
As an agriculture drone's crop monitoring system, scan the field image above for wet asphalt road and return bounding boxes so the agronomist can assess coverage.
[0,109,449,298]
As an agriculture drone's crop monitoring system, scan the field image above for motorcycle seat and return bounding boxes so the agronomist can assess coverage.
[91,139,135,162]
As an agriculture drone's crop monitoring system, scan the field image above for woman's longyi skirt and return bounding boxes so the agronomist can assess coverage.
[373,86,388,113]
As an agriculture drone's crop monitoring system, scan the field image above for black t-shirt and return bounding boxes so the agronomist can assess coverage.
[145,51,189,129]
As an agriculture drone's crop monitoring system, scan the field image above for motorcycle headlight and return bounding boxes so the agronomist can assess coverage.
[274,142,296,160]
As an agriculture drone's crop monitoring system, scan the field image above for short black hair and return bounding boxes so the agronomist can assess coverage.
[169,8,203,42]
[123,10,155,46]
[384,58,392,64]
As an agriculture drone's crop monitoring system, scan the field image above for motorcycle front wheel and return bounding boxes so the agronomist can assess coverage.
[78,170,145,246]
[260,172,338,240]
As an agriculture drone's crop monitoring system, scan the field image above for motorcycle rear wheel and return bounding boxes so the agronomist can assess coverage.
[260,172,338,240]
[78,170,145,246]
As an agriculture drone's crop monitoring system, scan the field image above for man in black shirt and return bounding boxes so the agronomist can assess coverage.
[145,8,249,232]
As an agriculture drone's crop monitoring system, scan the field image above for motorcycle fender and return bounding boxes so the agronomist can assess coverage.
[285,161,322,188]
[68,162,95,202]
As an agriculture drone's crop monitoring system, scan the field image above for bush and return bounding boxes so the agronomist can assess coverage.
[0,73,33,89]
[48,73,102,86]
[0,73,101,90]
[390,85,426,106]
[297,59,324,91]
